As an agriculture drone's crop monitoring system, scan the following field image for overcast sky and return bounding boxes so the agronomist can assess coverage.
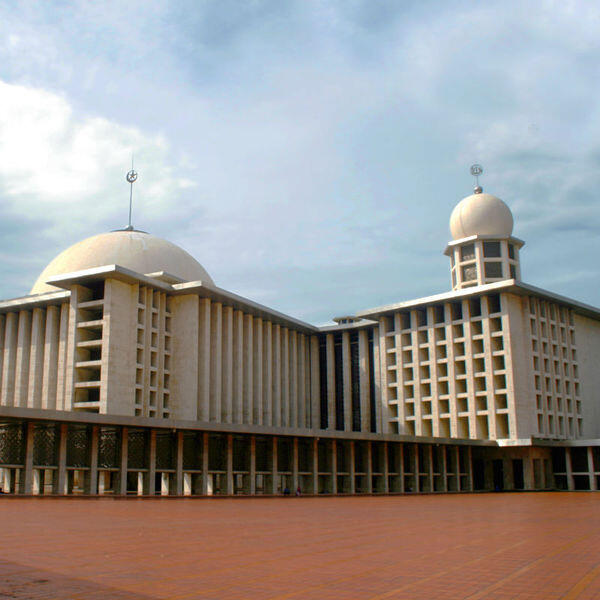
[0,1,598,324]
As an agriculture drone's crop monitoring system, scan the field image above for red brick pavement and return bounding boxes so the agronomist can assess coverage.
[0,493,599,599]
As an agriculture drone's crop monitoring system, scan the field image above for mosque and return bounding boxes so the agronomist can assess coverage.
[0,168,598,496]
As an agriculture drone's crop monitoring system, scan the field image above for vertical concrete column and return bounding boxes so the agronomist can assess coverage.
[146,430,156,495]
[14,311,32,408]
[383,442,389,493]
[198,298,211,422]
[310,336,320,430]
[503,457,514,491]
[272,325,281,428]
[221,306,233,423]
[292,437,299,492]
[298,334,306,429]
[523,455,535,491]
[253,318,263,426]
[282,328,290,427]
[56,424,68,496]
[0,315,4,399]
[366,442,373,493]
[358,330,370,432]
[233,311,244,424]
[250,436,256,495]
[226,434,234,495]
[565,448,575,491]
[271,436,278,494]
[209,303,222,422]
[41,306,60,410]
[263,321,273,427]
[28,308,45,409]
[428,445,434,492]
[312,438,318,495]
[243,314,253,425]
[467,446,474,492]
[326,334,336,429]
[342,332,352,432]
[289,331,298,428]
[201,433,209,495]
[118,427,128,496]
[1,312,18,406]
[22,422,35,495]
[349,441,356,494]
[372,325,383,433]
[399,444,405,493]
[88,426,99,495]
[588,447,597,491]
[441,446,448,492]
[175,431,184,496]
[331,439,338,494]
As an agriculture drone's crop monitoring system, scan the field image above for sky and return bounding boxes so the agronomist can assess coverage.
[0,0,599,324]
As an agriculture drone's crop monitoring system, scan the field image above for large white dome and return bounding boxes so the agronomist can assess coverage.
[449,192,514,240]
[31,230,214,294]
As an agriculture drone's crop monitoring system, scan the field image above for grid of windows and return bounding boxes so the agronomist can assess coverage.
[382,294,511,440]
[528,297,581,439]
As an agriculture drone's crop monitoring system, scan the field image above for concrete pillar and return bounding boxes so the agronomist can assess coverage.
[88,426,99,495]
[22,422,35,495]
[243,314,253,425]
[503,457,514,491]
[565,448,575,491]
[146,430,156,495]
[201,433,209,495]
[118,427,128,496]
[137,472,144,495]
[209,303,222,423]
[358,330,370,432]
[366,442,373,493]
[198,299,211,422]
[271,437,278,494]
[226,434,234,495]
[250,436,256,495]
[588,447,597,491]
[56,424,68,495]
[32,469,40,495]
[298,334,306,429]
[312,438,318,495]
[292,437,299,492]
[28,308,45,409]
[523,455,535,491]
[253,318,263,426]
[233,311,244,424]
[332,440,338,495]
[14,311,32,408]
[310,336,320,430]
[428,445,434,493]
[383,442,389,493]
[342,332,352,431]
[282,328,290,427]
[290,330,298,428]
[160,472,169,495]
[326,334,336,429]
[349,441,356,494]
[183,473,192,496]
[0,312,18,406]
[175,431,184,496]
[221,306,233,423]
[263,321,273,427]
[272,325,281,428]
[41,306,60,410]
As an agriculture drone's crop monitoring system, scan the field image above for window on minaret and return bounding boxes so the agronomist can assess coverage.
[461,244,475,261]
[508,244,515,259]
[483,241,501,257]
[462,264,477,281]
[510,264,516,279]
[484,262,503,278]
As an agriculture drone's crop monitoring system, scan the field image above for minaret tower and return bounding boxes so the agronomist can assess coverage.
[444,165,524,291]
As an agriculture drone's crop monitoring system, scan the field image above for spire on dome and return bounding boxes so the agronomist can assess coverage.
[470,164,483,194]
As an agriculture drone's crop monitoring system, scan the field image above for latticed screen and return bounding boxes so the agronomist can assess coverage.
[156,432,175,470]
[33,424,58,466]
[98,427,120,469]
[128,430,148,470]
[0,423,25,466]
[67,425,90,467]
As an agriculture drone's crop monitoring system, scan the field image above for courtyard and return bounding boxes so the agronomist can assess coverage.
[0,493,599,599]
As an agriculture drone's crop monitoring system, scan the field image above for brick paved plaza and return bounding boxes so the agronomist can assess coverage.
[1,493,599,599]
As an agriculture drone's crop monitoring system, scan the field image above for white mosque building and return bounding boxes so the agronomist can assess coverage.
[0,172,598,496]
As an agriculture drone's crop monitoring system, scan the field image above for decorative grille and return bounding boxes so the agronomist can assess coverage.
[156,432,175,470]
[33,424,58,466]
[182,432,202,470]
[127,430,148,469]
[67,426,90,467]
[0,422,25,465]
[98,427,120,469]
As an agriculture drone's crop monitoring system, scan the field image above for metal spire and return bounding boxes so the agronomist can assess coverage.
[126,156,138,230]
[470,164,483,194]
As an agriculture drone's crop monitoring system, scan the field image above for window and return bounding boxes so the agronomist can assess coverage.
[460,244,475,261]
[483,241,501,258]
[484,262,503,278]
[509,264,516,279]
[508,244,515,259]
[462,264,477,282]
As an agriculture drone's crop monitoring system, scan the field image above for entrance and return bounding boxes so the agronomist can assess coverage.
[492,460,504,491]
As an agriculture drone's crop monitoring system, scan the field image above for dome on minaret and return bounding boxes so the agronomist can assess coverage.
[31,229,214,294]
[449,191,514,240]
